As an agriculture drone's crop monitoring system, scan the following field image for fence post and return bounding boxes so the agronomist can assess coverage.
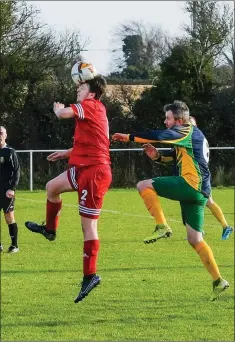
[29,150,33,191]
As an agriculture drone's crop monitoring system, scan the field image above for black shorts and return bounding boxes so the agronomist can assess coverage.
[0,191,15,213]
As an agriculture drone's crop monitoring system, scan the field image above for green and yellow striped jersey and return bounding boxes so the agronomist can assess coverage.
[129,124,211,197]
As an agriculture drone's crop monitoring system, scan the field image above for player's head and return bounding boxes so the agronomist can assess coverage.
[0,126,7,146]
[76,75,107,102]
[189,116,197,126]
[163,101,189,128]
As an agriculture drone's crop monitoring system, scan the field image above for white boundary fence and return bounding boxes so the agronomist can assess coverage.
[16,147,235,191]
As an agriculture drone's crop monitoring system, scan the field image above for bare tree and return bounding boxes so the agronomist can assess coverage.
[0,0,90,111]
[0,1,89,75]
[110,20,172,72]
[183,1,233,91]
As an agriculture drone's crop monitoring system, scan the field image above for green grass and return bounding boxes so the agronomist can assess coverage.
[1,188,234,341]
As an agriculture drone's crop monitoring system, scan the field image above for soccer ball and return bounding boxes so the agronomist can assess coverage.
[71,62,97,85]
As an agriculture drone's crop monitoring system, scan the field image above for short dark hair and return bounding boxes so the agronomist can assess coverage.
[86,75,107,100]
[163,100,189,122]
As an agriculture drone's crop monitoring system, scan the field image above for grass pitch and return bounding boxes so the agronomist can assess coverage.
[1,188,234,341]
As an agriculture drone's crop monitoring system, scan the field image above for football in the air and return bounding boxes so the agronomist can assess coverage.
[71,61,97,85]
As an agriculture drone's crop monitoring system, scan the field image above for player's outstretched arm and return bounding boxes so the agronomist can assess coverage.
[53,102,75,119]
[113,127,188,145]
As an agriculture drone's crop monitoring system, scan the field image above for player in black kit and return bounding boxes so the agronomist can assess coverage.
[0,126,20,253]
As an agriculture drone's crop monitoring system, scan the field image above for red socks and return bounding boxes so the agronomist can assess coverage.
[83,240,100,276]
[46,200,99,276]
[46,199,62,232]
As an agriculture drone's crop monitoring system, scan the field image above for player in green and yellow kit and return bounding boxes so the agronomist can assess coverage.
[112,101,229,301]
[143,115,233,240]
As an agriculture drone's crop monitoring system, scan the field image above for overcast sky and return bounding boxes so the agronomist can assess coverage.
[31,1,234,75]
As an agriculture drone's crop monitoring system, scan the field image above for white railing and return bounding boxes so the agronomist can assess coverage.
[16,147,235,191]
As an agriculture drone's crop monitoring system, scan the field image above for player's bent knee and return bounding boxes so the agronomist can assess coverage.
[186,223,203,245]
[187,237,195,246]
[46,180,52,192]
[136,180,152,192]
[136,181,143,192]
[187,235,203,246]
[46,179,59,196]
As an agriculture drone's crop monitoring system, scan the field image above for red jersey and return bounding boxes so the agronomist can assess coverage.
[69,99,110,167]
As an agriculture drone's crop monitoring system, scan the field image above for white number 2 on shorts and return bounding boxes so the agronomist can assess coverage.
[81,189,88,201]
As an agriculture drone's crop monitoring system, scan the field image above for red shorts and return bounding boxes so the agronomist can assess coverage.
[67,164,112,219]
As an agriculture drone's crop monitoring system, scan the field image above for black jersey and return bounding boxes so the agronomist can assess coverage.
[0,145,20,191]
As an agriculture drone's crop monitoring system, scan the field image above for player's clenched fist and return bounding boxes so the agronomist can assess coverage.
[143,143,159,160]
[53,102,65,114]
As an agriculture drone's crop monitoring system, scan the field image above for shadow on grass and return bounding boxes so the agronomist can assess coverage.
[1,299,232,330]
[1,264,233,275]
[2,320,78,328]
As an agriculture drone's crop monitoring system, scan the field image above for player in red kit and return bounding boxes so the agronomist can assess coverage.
[25,76,112,303]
